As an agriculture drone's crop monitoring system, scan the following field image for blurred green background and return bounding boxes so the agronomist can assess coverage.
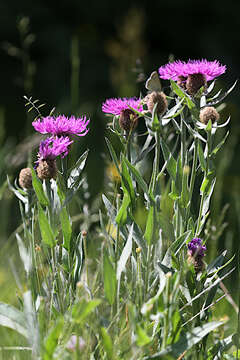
[0,0,240,304]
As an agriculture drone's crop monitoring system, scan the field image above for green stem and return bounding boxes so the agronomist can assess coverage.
[144,244,151,302]
[196,132,211,235]
[185,137,198,230]
[83,235,88,285]
[150,131,160,194]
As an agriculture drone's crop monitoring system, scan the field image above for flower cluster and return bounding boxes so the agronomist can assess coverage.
[32,114,90,180]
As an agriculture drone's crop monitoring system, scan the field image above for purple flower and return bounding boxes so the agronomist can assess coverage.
[187,238,206,258]
[32,115,90,137]
[102,97,143,116]
[37,136,73,161]
[158,59,226,81]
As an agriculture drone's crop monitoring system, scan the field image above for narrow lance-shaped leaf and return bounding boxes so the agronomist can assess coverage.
[0,303,28,339]
[117,224,133,281]
[38,205,56,247]
[160,139,177,181]
[31,169,49,206]
[60,207,72,251]
[144,205,156,245]
[103,251,117,305]
[101,327,114,360]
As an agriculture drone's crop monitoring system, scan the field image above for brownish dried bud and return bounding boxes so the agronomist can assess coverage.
[82,230,87,237]
[19,167,32,189]
[119,109,138,133]
[147,91,168,116]
[187,251,205,273]
[186,73,207,96]
[36,159,57,180]
[199,106,220,125]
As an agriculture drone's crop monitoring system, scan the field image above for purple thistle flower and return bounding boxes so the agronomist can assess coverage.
[187,238,206,258]
[158,59,226,81]
[32,115,90,137]
[37,136,73,161]
[102,97,143,116]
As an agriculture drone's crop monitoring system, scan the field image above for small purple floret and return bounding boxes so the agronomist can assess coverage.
[37,136,73,161]
[159,59,226,81]
[32,115,90,137]
[102,97,143,116]
[187,238,206,258]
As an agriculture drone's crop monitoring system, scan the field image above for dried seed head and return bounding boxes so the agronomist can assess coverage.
[200,106,220,125]
[147,91,168,116]
[186,73,207,95]
[19,167,32,189]
[36,159,57,180]
[119,109,138,133]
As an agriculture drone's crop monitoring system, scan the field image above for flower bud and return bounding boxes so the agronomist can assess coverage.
[119,109,138,133]
[19,167,32,189]
[200,106,220,125]
[186,73,207,95]
[36,159,57,180]
[147,91,168,116]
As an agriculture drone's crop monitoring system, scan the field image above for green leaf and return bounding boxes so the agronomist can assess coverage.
[60,207,72,251]
[0,303,28,339]
[170,231,192,254]
[144,205,156,245]
[136,324,151,346]
[121,156,135,204]
[31,169,49,206]
[180,166,189,208]
[67,150,88,191]
[200,172,215,195]
[103,251,117,305]
[117,224,133,281]
[38,205,56,247]
[124,156,153,202]
[144,321,223,359]
[115,193,130,226]
[170,80,196,110]
[211,131,229,156]
[101,327,114,359]
[198,141,207,172]
[160,139,177,181]
[43,317,64,360]
[72,299,101,324]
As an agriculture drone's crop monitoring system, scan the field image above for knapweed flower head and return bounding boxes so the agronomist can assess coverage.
[158,59,226,81]
[32,115,90,137]
[102,97,143,116]
[37,136,73,161]
[159,59,226,95]
[187,238,206,258]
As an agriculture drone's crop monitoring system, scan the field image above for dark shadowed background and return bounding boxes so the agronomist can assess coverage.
[0,0,240,288]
